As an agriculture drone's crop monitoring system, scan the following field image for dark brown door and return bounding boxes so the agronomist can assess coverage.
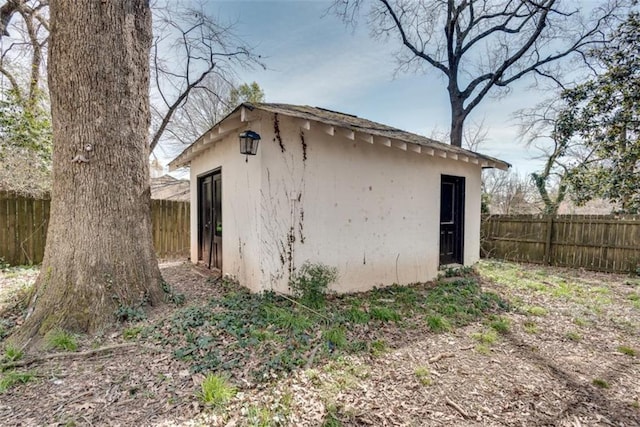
[198,170,222,269]
[440,175,465,266]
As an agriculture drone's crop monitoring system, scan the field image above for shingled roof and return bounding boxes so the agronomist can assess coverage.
[169,103,510,171]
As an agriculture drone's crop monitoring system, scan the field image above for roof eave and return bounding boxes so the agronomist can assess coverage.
[167,102,511,172]
[168,104,255,171]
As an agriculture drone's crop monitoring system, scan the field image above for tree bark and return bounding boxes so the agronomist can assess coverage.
[13,0,163,345]
[449,93,465,148]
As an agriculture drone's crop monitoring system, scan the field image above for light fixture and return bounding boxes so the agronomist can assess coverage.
[239,130,261,162]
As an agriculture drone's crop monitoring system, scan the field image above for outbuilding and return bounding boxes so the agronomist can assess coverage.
[169,103,509,294]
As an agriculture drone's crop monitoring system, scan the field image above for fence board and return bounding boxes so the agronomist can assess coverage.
[0,192,189,265]
[482,214,640,274]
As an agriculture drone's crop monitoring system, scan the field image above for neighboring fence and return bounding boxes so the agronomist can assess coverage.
[0,192,190,265]
[482,214,640,274]
[151,199,190,260]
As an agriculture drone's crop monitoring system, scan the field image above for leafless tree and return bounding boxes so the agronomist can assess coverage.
[331,0,629,147]
[157,72,233,149]
[149,0,263,154]
[0,0,48,110]
[483,168,541,214]
[0,0,262,157]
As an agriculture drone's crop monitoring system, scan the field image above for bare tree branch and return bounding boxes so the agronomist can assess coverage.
[149,0,263,155]
[332,0,630,147]
[0,0,25,38]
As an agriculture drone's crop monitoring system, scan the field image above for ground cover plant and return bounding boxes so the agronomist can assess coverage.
[145,269,507,384]
[0,260,638,426]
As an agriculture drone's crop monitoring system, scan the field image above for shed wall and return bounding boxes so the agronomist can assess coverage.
[256,113,482,294]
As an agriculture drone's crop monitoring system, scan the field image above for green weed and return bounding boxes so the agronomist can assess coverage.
[423,279,509,326]
[122,326,143,340]
[565,331,582,342]
[523,320,538,334]
[426,315,451,333]
[2,344,23,362]
[370,306,401,322]
[246,405,273,426]
[249,328,280,342]
[526,306,548,317]
[322,405,343,427]
[414,366,432,386]
[617,345,636,356]
[147,271,507,384]
[489,316,510,334]
[573,317,590,327]
[261,305,313,332]
[198,374,236,407]
[389,285,419,307]
[370,339,387,356]
[161,280,186,306]
[471,329,498,345]
[592,378,610,389]
[344,307,370,324]
[475,344,491,354]
[45,329,78,351]
[323,327,347,349]
[0,370,34,393]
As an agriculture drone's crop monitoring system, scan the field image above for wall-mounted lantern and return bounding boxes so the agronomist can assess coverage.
[239,130,261,162]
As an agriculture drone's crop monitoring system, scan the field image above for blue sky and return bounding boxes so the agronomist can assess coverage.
[183,0,562,175]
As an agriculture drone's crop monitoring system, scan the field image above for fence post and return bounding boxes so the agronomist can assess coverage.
[544,214,554,265]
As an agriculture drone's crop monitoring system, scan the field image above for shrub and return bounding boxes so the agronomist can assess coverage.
[289,262,338,308]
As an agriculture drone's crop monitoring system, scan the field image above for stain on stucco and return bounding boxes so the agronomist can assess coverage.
[300,130,307,161]
[273,113,285,153]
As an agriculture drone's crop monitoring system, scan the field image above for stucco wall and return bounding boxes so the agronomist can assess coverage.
[254,112,483,294]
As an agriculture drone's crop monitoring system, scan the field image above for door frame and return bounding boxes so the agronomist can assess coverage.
[197,167,222,269]
[439,174,465,266]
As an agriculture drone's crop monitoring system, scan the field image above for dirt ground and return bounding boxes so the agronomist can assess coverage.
[0,260,639,426]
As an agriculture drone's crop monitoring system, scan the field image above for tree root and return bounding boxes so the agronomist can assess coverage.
[1,342,138,370]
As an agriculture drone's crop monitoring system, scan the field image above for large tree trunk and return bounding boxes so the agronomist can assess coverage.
[13,0,163,346]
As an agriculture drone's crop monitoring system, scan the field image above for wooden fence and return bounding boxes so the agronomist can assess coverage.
[482,214,640,273]
[0,192,190,265]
